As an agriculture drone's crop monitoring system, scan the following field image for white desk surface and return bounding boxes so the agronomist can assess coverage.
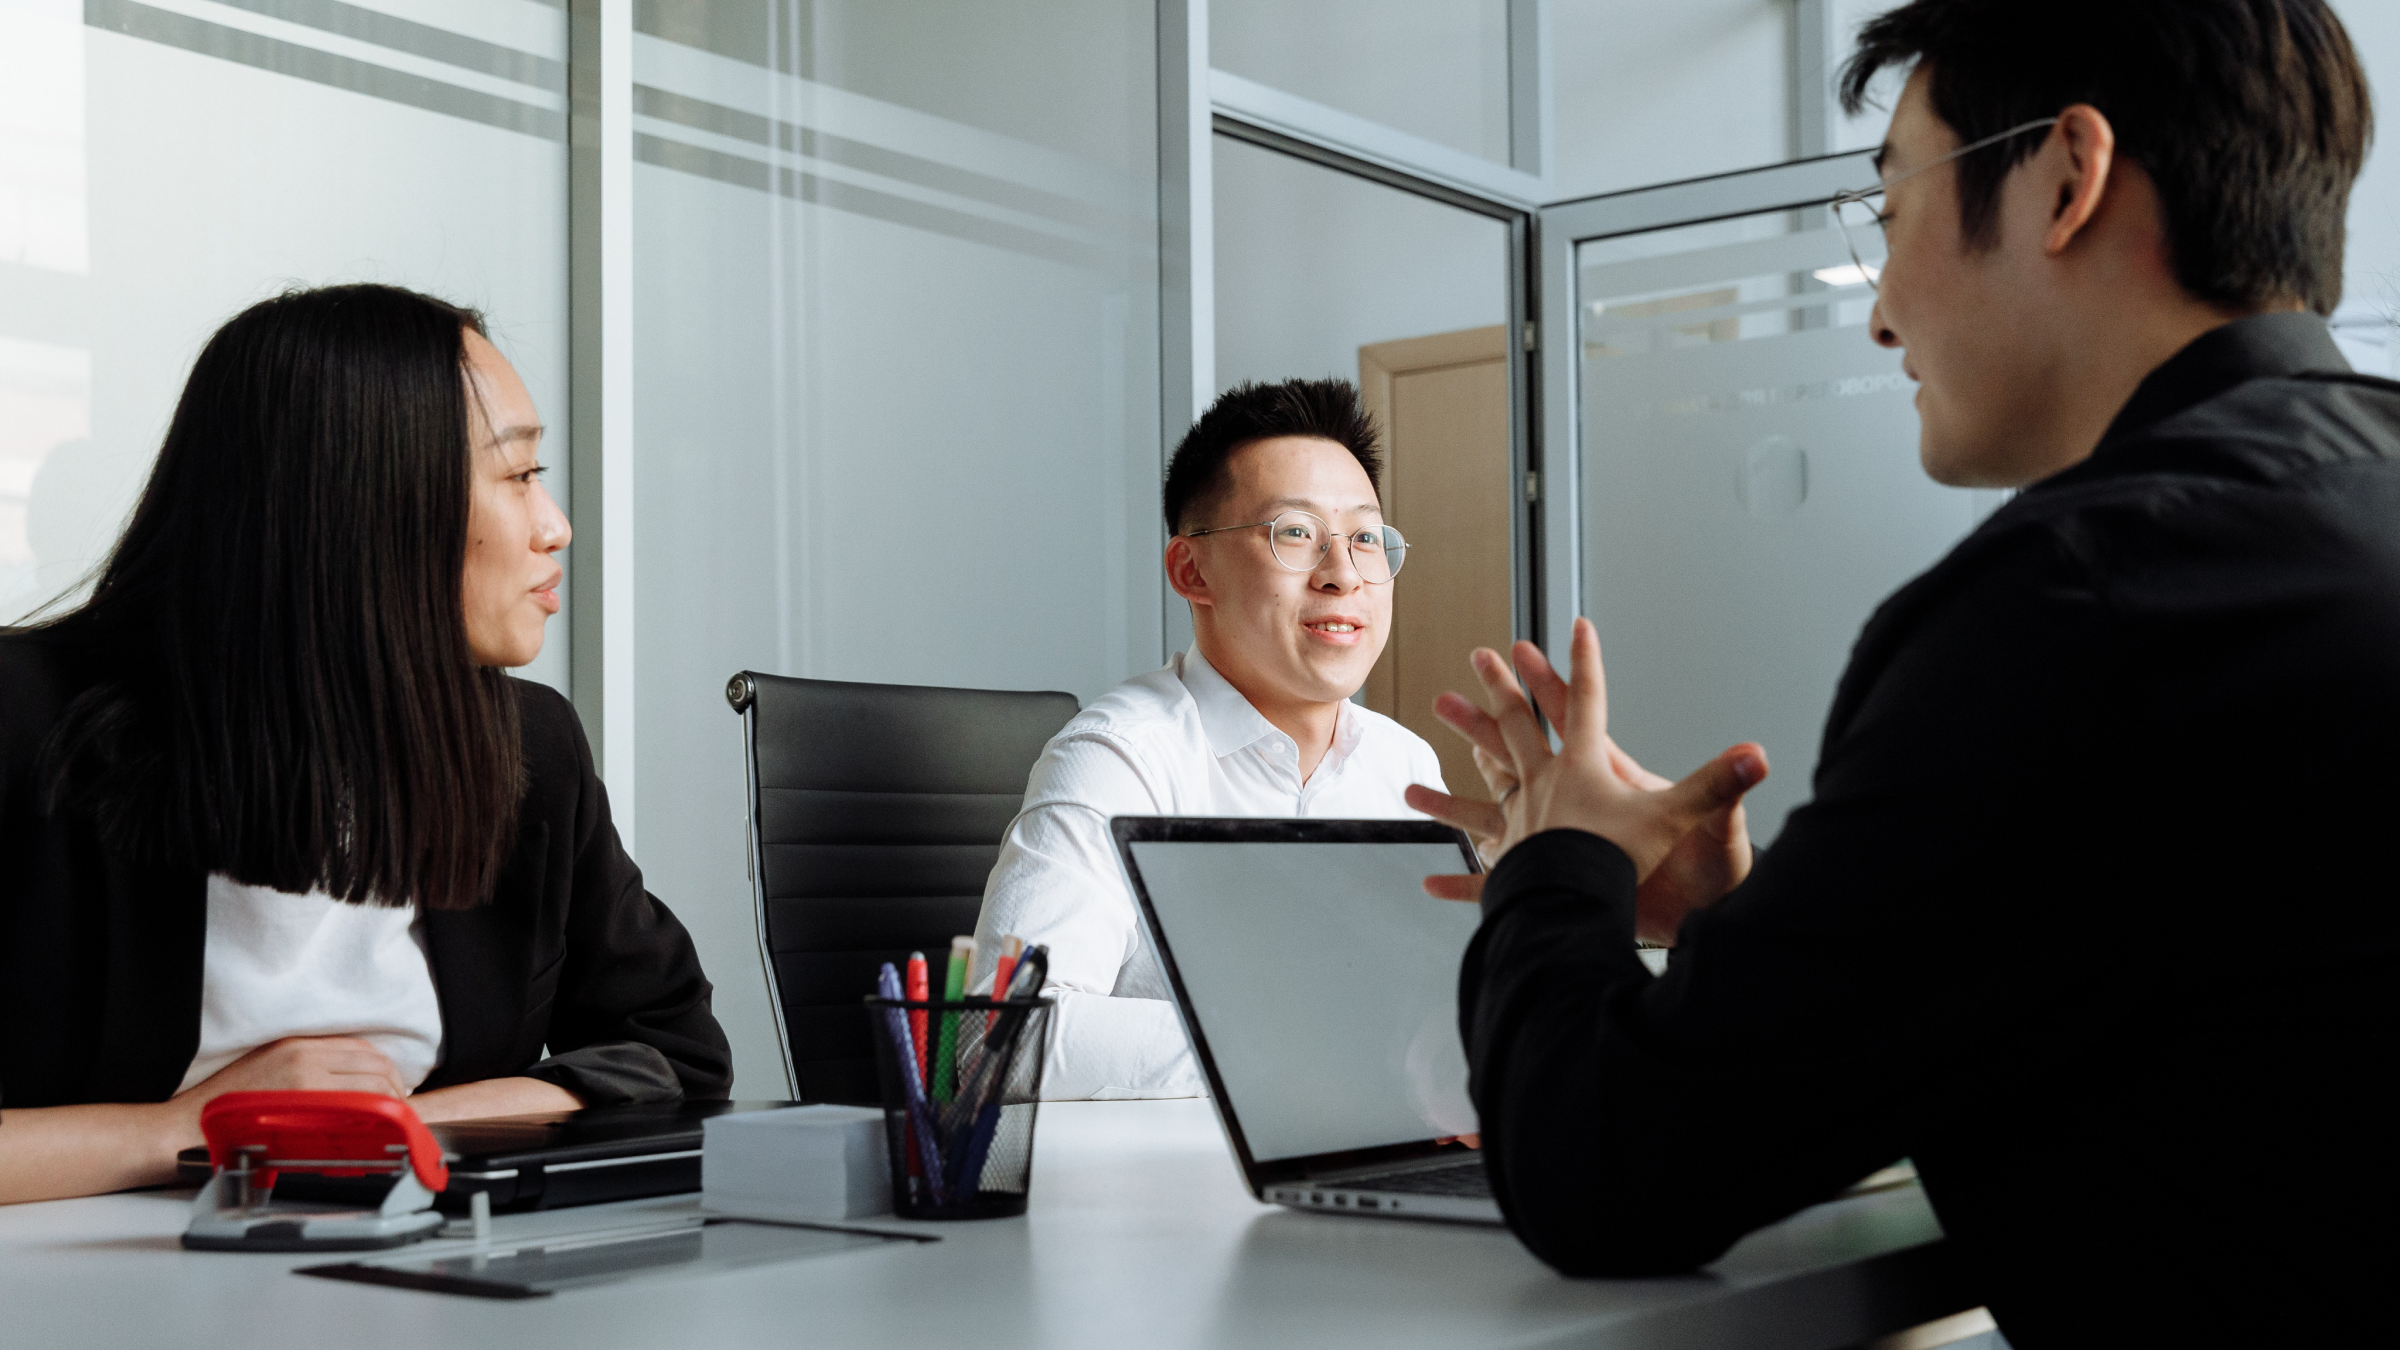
[0,1099,1970,1350]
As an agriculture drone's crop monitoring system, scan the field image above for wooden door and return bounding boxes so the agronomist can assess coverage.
[1358,325,1514,801]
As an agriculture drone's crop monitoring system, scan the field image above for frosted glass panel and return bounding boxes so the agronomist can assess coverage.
[1213,0,1511,163]
[630,1,1160,1095]
[1577,208,2000,842]
[0,0,571,693]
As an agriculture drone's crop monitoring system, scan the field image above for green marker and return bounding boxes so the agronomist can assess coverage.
[931,935,974,1101]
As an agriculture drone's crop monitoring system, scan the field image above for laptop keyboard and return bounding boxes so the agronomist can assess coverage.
[1359,1160,1491,1198]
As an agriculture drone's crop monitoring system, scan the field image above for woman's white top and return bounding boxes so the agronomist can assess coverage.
[175,874,446,1094]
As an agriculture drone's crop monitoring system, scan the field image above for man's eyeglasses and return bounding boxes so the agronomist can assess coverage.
[1829,117,2060,294]
[1184,509,1410,584]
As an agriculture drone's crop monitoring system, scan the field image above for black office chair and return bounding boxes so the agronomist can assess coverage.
[725,671,1079,1105]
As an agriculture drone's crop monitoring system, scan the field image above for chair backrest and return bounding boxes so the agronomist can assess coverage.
[726,671,1079,1104]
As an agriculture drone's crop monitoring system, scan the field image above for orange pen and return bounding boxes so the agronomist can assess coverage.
[988,934,1024,1033]
[991,936,1023,1005]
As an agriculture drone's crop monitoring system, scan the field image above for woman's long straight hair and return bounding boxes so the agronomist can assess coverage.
[32,284,522,910]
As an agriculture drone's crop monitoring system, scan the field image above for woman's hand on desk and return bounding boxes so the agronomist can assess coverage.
[0,1036,408,1204]
[0,1045,587,1206]
[178,1040,585,1123]
[410,1077,582,1123]
[178,1036,410,1103]
[148,1036,412,1154]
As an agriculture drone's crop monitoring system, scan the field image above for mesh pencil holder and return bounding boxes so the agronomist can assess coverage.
[864,994,1054,1220]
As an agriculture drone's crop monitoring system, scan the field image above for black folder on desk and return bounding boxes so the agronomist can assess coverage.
[178,1099,797,1213]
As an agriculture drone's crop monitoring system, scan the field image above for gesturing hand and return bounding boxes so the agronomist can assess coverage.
[1405,617,1768,942]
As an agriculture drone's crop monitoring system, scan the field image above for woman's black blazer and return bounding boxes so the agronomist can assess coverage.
[0,632,733,1109]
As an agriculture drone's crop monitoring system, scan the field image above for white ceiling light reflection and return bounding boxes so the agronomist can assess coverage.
[1811,263,1879,288]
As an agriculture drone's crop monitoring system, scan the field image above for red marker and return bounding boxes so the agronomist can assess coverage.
[905,951,930,1083]
[991,936,1023,1004]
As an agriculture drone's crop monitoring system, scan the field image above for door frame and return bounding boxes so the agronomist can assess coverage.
[1531,151,1876,648]
[1356,322,1516,800]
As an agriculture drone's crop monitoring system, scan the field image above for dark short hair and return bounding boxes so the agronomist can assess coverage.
[33,284,523,912]
[1838,0,2371,315]
[1164,379,1382,534]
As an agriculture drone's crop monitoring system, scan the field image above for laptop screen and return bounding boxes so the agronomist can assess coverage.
[1126,833,1483,1164]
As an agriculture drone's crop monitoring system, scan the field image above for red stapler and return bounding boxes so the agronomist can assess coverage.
[182,1091,449,1252]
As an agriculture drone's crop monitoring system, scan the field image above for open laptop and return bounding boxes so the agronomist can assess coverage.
[1111,816,1501,1225]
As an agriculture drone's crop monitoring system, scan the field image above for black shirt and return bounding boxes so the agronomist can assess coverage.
[1460,313,2400,1347]
[0,642,733,1111]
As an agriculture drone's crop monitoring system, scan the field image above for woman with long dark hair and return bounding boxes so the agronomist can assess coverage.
[0,284,730,1203]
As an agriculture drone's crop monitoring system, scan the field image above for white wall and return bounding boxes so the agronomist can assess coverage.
[1213,136,1509,395]
[1550,0,1793,201]
[1212,0,1512,163]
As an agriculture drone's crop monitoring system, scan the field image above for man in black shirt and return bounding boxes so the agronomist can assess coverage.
[1406,2,2398,1344]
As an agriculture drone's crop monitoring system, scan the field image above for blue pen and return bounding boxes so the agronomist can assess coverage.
[873,964,923,1194]
[950,1103,1002,1198]
[877,963,950,1202]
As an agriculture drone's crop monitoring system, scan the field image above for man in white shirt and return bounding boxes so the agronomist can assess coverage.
[973,378,1447,1100]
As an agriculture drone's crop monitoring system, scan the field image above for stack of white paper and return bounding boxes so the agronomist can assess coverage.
[701,1105,891,1222]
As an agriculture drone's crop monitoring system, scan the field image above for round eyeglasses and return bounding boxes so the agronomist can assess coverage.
[1184,509,1409,584]
[1829,117,2060,293]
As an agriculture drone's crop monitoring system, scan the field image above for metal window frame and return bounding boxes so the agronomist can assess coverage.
[1208,68,1548,210]
[567,0,637,846]
[1159,0,1213,660]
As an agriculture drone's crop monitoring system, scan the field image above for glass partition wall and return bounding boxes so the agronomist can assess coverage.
[1551,161,2006,843]
[0,0,571,695]
[628,0,1161,1094]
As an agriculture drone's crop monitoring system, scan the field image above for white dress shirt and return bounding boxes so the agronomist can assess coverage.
[971,646,1445,1101]
[176,874,446,1094]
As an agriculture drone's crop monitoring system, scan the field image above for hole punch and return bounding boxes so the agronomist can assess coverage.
[182,1092,450,1253]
